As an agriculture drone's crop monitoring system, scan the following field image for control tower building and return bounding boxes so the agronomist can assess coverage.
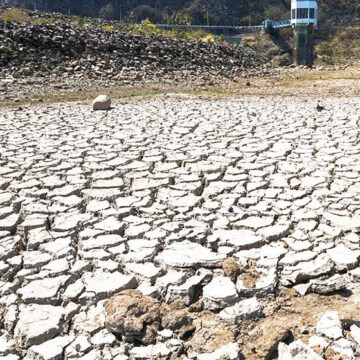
[291,0,318,66]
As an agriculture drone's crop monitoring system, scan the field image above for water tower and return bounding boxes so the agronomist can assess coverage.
[291,0,318,66]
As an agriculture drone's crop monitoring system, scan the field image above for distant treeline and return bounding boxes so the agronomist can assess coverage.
[6,0,360,25]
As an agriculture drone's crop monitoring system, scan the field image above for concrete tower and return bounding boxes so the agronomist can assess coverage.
[291,0,318,66]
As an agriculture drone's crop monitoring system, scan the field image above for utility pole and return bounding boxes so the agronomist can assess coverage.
[67,0,71,15]
[119,0,122,21]
[33,0,37,11]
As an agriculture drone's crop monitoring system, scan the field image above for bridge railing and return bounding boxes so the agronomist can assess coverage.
[271,19,291,30]
[135,20,292,34]
[154,24,263,31]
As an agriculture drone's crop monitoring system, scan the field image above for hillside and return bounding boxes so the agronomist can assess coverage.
[1,0,359,26]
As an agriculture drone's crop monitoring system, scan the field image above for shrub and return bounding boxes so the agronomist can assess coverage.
[101,25,113,32]
[318,41,336,57]
[2,8,30,23]
[32,16,56,25]
[131,19,160,36]
[74,16,84,28]
[202,34,214,43]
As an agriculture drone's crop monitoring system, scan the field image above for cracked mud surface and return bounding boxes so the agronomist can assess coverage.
[1,95,360,359]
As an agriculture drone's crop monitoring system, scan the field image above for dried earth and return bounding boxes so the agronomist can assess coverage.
[1,75,360,359]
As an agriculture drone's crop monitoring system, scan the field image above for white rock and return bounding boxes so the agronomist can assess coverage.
[278,340,323,360]
[326,244,360,270]
[0,335,15,356]
[92,95,111,111]
[125,262,163,284]
[27,336,74,360]
[210,229,264,250]
[197,342,240,360]
[316,311,342,340]
[65,335,92,358]
[203,276,239,310]
[90,329,116,346]
[331,338,355,358]
[165,271,211,305]
[219,298,263,324]
[308,335,329,349]
[14,304,64,348]
[156,241,225,269]
[82,270,137,299]
[18,275,70,304]
[351,324,360,346]
[129,343,171,359]
[310,274,348,294]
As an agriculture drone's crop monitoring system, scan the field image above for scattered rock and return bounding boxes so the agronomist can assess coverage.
[14,304,64,349]
[278,339,323,360]
[203,276,239,311]
[316,311,342,340]
[92,95,111,111]
[219,298,263,324]
[105,290,161,345]
[223,257,241,282]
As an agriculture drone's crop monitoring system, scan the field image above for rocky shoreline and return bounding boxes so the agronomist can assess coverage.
[0,12,272,103]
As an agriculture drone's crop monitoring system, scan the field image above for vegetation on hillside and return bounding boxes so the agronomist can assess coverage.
[4,0,359,26]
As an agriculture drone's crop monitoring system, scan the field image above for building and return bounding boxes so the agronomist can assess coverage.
[291,0,318,66]
[291,0,318,27]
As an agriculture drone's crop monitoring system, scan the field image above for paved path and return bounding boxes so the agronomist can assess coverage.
[1,95,360,359]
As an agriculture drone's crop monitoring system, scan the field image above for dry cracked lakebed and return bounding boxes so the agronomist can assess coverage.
[1,94,360,359]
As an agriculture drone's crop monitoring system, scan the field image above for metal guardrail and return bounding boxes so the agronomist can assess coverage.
[154,24,263,31]
[271,19,292,30]
[136,20,292,34]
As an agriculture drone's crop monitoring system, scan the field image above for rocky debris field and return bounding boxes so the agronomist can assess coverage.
[1,95,360,359]
[0,13,269,103]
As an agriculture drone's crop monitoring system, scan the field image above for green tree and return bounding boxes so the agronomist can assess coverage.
[264,6,288,21]
[99,3,116,19]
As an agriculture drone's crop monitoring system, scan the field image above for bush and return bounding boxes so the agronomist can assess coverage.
[74,16,84,28]
[130,19,160,36]
[99,4,116,20]
[101,25,113,32]
[318,41,336,57]
[202,34,215,43]
[32,16,56,25]
[2,8,30,23]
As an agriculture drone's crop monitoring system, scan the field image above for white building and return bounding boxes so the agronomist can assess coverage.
[291,0,318,27]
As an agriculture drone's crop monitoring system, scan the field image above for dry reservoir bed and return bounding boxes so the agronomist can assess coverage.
[1,95,360,360]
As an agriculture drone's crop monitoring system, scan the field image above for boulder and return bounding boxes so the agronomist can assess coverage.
[92,95,111,111]
[105,289,161,345]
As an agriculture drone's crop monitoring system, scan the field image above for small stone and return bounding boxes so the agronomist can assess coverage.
[223,258,241,282]
[92,95,111,111]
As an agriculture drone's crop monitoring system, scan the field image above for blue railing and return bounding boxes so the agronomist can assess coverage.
[137,19,292,34]
[271,19,292,29]
[154,24,262,31]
